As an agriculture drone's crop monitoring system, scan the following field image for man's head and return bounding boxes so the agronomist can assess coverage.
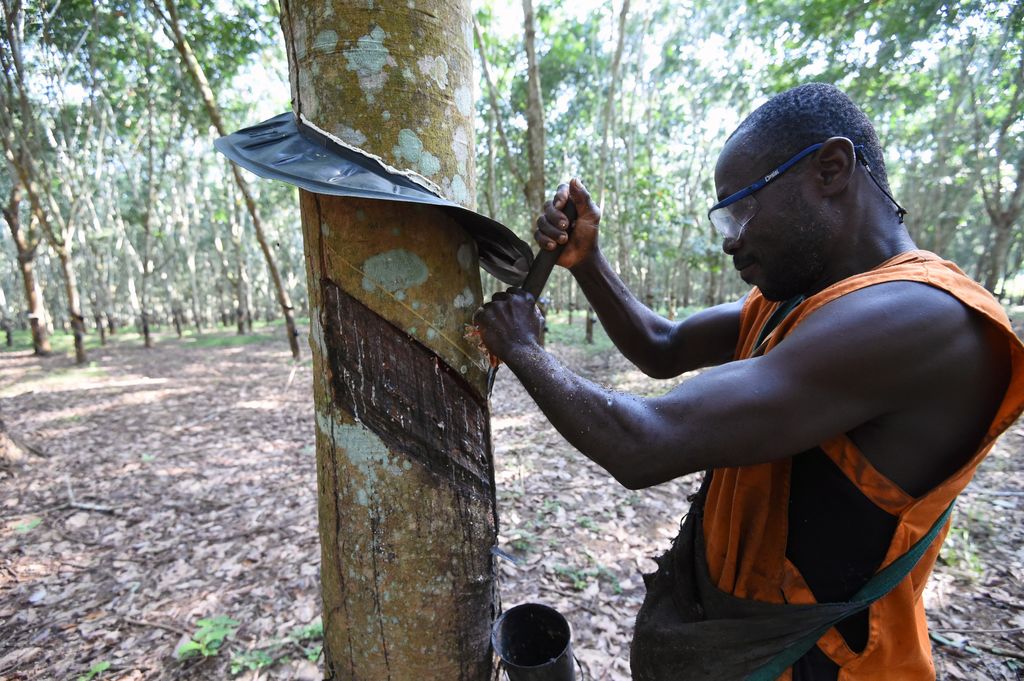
[713,83,903,301]
[726,83,893,193]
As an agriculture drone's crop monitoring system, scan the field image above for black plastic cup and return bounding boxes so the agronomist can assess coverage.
[492,603,576,681]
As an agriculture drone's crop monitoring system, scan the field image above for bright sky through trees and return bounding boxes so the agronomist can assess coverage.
[1,0,1021,352]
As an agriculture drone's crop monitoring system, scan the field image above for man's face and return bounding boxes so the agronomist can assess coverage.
[713,137,834,301]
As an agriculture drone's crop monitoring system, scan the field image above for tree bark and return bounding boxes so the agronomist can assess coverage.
[154,0,301,359]
[473,16,527,208]
[521,0,546,214]
[3,179,51,355]
[966,36,1024,294]
[596,0,630,209]
[54,244,86,364]
[231,195,252,335]
[280,1,496,678]
[982,217,1016,294]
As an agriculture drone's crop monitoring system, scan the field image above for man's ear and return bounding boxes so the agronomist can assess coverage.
[815,136,856,197]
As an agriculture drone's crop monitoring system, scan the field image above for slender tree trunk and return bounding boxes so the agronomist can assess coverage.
[5,183,51,355]
[485,106,497,218]
[595,0,630,210]
[172,304,183,338]
[182,176,205,334]
[140,267,153,348]
[521,0,546,213]
[155,0,301,359]
[596,0,631,289]
[473,17,527,212]
[140,123,161,349]
[568,286,575,325]
[86,237,111,347]
[0,286,8,346]
[983,218,1014,294]
[54,245,86,364]
[92,298,107,346]
[280,2,496,677]
[232,209,250,335]
[967,40,1024,295]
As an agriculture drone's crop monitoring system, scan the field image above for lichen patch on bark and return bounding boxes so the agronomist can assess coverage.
[343,25,395,102]
[360,248,430,295]
[282,0,477,207]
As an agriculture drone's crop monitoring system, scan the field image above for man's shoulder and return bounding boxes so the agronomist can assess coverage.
[767,279,1000,411]
[830,278,975,325]
[821,249,1008,329]
[811,282,1010,494]
[796,279,980,353]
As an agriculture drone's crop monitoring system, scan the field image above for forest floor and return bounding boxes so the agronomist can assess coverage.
[1,317,1022,681]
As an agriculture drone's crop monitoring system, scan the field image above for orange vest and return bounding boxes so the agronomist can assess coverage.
[702,250,1024,679]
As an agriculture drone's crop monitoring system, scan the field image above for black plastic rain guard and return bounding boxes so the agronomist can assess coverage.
[492,603,576,681]
[214,113,534,285]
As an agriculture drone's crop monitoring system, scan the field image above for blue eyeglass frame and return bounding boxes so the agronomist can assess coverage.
[708,142,856,221]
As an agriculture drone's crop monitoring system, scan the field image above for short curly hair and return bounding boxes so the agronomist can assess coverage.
[732,83,892,194]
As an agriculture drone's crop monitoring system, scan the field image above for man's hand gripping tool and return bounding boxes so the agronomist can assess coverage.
[483,200,578,394]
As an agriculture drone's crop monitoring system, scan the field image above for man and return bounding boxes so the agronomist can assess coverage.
[473,84,1024,679]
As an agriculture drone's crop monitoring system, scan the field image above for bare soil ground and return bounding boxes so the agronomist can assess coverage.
[1,324,1022,680]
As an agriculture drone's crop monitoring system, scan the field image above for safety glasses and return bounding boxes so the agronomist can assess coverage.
[708,142,830,240]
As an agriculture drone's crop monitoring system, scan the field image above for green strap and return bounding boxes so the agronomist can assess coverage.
[747,499,957,681]
[754,295,805,349]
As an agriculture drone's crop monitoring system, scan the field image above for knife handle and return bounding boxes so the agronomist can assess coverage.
[521,199,577,299]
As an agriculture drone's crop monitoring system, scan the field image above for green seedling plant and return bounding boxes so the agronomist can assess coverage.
[229,619,324,675]
[177,615,240,660]
[230,649,274,674]
[15,517,42,534]
[509,530,536,553]
[553,565,590,590]
[595,564,623,594]
[939,525,984,580]
[289,619,324,662]
[553,561,623,594]
[77,661,111,681]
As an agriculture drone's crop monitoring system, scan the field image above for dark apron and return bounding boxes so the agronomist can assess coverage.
[630,475,953,681]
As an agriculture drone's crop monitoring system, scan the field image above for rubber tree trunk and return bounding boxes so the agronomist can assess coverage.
[597,0,630,286]
[982,216,1015,295]
[521,0,546,213]
[54,245,86,364]
[280,2,497,679]
[5,188,51,355]
[20,259,50,354]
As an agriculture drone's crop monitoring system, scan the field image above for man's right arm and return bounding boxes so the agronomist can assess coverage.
[537,178,742,378]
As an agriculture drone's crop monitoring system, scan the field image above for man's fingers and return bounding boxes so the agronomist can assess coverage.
[536,215,568,244]
[535,229,560,251]
[544,204,569,236]
[553,183,570,209]
[569,177,600,219]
